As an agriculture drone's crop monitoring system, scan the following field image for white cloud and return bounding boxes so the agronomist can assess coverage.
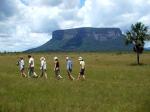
[78,0,150,29]
[0,32,50,52]
[0,0,150,51]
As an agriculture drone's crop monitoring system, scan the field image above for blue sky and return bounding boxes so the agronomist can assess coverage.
[80,0,85,7]
[0,0,150,52]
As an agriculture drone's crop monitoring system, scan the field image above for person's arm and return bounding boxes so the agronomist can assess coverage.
[54,61,56,71]
[16,60,20,66]
[29,59,32,68]
[44,61,47,70]
[68,61,72,69]
[80,61,82,69]
[70,61,73,69]
[66,61,69,69]
[56,61,59,70]
[21,60,24,65]
[40,61,43,69]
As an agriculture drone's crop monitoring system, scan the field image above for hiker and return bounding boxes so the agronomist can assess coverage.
[54,57,63,79]
[39,57,47,79]
[77,57,86,80]
[28,55,38,78]
[66,57,75,80]
[17,57,27,77]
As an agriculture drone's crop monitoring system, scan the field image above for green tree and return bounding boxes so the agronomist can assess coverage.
[125,22,149,64]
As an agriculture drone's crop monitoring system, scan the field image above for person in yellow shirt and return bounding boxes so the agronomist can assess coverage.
[77,57,86,80]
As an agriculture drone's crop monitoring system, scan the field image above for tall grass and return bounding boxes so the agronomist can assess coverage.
[0,52,150,112]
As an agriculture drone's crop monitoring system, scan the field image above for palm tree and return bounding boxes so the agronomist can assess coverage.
[125,22,149,64]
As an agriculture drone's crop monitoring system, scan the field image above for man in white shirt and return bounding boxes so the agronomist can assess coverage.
[40,57,47,79]
[77,57,86,80]
[28,55,38,78]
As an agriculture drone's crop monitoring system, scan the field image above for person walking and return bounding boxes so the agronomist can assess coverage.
[66,57,75,80]
[17,57,27,77]
[54,57,63,80]
[39,57,47,79]
[28,55,38,78]
[77,57,86,80]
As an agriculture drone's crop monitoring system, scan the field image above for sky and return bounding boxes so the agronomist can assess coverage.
[0,0,150,52]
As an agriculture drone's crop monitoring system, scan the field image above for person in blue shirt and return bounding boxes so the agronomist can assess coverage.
[66,57,75,80]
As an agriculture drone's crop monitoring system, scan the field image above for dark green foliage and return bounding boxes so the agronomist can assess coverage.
[125,22,149,64]
[125,22,149,53]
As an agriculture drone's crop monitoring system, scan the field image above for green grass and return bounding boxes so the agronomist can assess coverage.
[0,52,150,112]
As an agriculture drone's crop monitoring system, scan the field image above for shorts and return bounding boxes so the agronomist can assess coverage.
[20,68,24,71]
[80,69,85,75]
[55,69,60,76]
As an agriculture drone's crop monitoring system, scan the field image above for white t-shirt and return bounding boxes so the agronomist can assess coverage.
[29,57,34,67]
[19,59,24,70]
[80,60,85,69]
[41,60,46,70]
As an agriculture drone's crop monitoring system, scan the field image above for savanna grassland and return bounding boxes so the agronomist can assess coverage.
[0,52,150,112]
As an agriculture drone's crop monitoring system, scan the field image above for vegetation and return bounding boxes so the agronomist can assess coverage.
[125,22,149,64]
[0,52,150,112]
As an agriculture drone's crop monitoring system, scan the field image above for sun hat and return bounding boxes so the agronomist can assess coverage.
[54,57,58,60]
[66,57,69,60]
[40,57,45,61]
[78,57,83,61]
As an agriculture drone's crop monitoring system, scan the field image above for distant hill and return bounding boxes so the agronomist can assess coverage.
[145,47,150,50]
[26,27,130,52]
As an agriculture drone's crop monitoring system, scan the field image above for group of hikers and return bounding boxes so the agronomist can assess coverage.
[17,55,86,80]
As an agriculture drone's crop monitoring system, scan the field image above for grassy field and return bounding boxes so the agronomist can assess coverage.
[0,52,150,112]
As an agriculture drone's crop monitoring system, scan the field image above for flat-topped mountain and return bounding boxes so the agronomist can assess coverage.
[26,27,130,52]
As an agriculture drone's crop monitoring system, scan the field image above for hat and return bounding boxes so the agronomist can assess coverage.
[54,57,58,60]
[40,57,45,61]
[20,57,23,59]
[66,57,69,60]
[78,57,83,61]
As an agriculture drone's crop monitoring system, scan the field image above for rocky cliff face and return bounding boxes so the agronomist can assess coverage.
[53,28,122,41]
[26,27,130,52]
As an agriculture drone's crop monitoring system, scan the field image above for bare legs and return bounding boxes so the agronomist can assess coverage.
[40,70,47,79]
[55,70,63,80]
[21,70,27,77]
[67,71,75,80]
[77,73,85,80]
